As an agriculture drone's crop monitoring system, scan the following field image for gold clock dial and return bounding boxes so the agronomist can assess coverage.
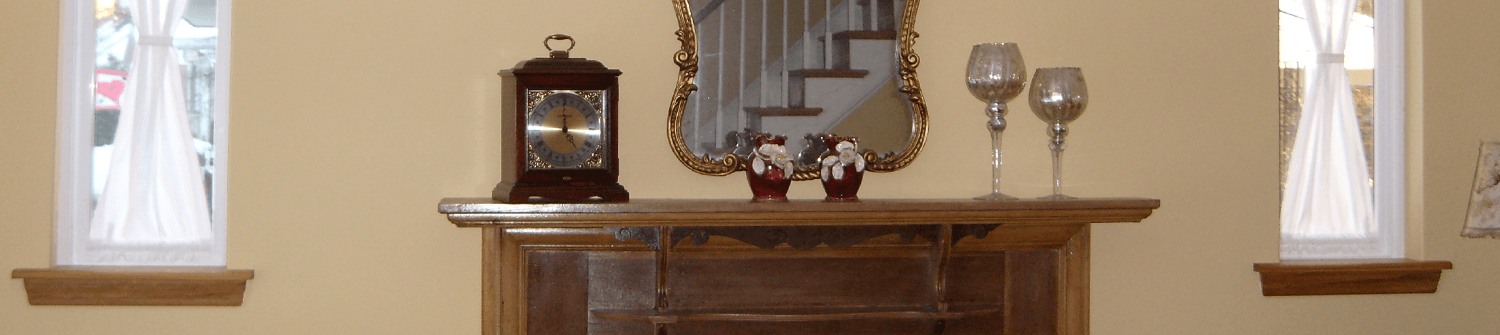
[539,106,589,154]
[526,91,604,168]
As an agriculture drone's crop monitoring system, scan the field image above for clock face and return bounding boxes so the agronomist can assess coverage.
[525,91,606,169]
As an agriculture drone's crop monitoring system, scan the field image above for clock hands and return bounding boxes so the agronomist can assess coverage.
[559,112,579,149]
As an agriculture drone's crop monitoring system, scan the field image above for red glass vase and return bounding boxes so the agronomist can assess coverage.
[819,135,865,202]
[745,134,793,202]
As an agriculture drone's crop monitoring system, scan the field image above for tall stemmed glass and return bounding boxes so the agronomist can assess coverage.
[1028,67,1088,200]
[966,43,1027,201]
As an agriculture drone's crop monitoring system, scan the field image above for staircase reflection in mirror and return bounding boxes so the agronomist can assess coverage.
[671,0,927,179]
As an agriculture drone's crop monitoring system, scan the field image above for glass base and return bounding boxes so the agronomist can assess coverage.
[1037,193,1079,200]
[974,192,1020,201]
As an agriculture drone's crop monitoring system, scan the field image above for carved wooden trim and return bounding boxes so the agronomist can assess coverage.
[606,224,1000,250]
[1253,259,1452,296]
[11,267,254,306]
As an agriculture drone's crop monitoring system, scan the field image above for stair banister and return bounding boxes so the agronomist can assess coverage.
[692,0,729,24]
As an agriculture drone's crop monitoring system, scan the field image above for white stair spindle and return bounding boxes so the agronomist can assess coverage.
[691,74,700,151]
[716,8,726,146]
[803,0,810,70]
[761,0,769,108]
[783,0,790,108]
[847,0,857,31]
[738,0,746,129]
[825,0,833,68]
[892,0,900,30]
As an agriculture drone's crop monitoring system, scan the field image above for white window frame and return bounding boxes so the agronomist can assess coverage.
[1280,0,1405,260]
[54,0,232,267]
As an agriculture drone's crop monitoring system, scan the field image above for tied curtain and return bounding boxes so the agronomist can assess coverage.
[1281,0,1373,241]
[90,0,212,245]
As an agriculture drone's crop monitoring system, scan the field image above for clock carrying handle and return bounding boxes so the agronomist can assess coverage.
[545,34,575,59]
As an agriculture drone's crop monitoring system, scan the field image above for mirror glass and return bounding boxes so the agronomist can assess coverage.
[669,0,926,178]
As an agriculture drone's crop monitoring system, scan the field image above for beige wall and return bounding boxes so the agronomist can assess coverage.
[3,1,1497,334]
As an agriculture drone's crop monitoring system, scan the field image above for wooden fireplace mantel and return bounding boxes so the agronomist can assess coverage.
[439,198,1159,335]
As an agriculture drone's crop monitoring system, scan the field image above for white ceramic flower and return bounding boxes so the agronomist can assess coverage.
[821,140,865,181]
[821,156,838,181]
[753,143,793,179]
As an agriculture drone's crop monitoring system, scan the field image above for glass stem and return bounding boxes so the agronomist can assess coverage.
[1051,143,1064,196]
[987,104,1008,195]
[991,125,1004,195]
[1049,122,1068,197]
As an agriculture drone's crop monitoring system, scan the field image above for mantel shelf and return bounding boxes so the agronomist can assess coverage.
[591,306,1003,324]
[439,197,1161,228]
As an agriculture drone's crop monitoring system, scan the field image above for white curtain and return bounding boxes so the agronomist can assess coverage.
[90,0,212,245]
[1281,0,1373,240]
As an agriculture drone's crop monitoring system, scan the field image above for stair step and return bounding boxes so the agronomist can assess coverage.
[830,31,897,70]
[745,107,824,117]
[786,69,868,108]
[789,69,870,78]
[834,30,898,41]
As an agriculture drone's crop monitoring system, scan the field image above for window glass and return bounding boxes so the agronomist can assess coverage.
[91,0,218,211]
[1278,0,1376,193]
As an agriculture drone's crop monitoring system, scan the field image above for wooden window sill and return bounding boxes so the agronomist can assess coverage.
[1253,259,1452,296]
[11,267,254,306]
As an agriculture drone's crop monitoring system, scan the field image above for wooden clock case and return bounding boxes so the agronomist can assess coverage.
[495,54,628,203]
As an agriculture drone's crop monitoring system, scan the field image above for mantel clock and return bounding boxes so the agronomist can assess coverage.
[495,35,628,203]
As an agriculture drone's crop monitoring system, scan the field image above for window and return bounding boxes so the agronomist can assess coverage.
[1278,0,1404,259]
[55,0,231,266]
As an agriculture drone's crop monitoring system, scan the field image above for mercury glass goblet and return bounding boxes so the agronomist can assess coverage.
[966,43,1027,201]
[1028,67,1088,200]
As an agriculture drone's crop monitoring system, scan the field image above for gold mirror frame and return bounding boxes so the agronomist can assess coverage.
[667,0,928,180]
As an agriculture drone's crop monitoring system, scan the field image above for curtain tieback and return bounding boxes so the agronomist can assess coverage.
[138,35,174,47]
[1317,53,1345,64]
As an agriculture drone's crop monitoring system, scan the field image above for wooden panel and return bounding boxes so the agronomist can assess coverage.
[1005,250,1060,335]
[667,253,932,309]
[12,267,254,306]
[1253,259,1453,296]
[942,252,1007,335]
[586,252,656,335]
[494,228,656,335]
[526,251,590,334]
[943,252,1007,305]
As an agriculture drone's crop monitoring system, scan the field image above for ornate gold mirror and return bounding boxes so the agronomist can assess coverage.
[668,0,927,180]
